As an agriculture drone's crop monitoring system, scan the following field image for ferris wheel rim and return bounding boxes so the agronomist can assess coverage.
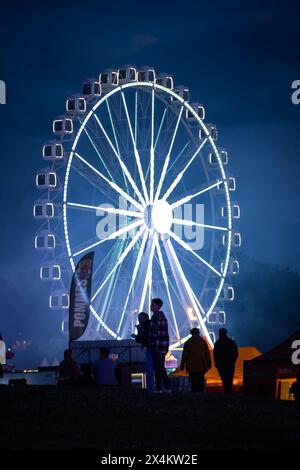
[61,81,233,347]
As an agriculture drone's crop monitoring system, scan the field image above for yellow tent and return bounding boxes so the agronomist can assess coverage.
[170,347,261,389]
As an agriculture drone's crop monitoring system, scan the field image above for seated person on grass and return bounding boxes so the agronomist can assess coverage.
[94,347,117,386]
[58,349,81,385]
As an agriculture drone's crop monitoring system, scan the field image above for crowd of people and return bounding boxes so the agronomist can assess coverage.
[1,300,299,407]
[57,297,240,395]
[2,300,300,406]
[132,297,240,394]
[58,347,117,386]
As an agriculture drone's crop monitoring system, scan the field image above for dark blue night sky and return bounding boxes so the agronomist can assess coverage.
[0,0,300,365]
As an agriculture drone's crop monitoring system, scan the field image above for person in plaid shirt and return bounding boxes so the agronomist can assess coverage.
[149,298,171,393]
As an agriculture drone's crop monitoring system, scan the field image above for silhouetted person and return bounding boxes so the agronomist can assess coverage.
[132,312,154,392]
[213,328,238,393]
[94,347,116,386]
[290,373,300,410]
[180,328,211,392]
[0,333,5,379]
[132,312,150,347]
[58,349,81,385]
[149,298,171,393]
[80,363,93,385]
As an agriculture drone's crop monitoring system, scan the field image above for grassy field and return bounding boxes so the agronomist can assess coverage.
[1,385,299,450]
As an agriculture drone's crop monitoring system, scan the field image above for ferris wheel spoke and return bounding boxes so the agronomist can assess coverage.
[144,104,166,183]
[121,91,149,204]
[66,201,143,219]
[93,238,130,311]
[169,230,222,277]
[138,233,157,312]
[148,261,152,316]
[72,219,144,258]
[170,179,224,210]
[191,290,207,317]
[117,230,149,335]
[91,225,146,302]
[97,239,128,330]
[165,238,206,318]
[162,138,208,201]
[155,238,180,340]
[166,140,191,177]
[105,100,121,155]
[155,105,184,201]
[154,108,167,150]
[134,90,138,146]
[150,88,155,203]
[74,152,144,212]
[144,105,168,182]
[91,241,117,278]
[105,100,129,193]
[172,218,228,232]
[83,243,124,320]
[164,238,213,347]
[167,271,187,306]
[71,159,117,206]
[79,119,116,184]
[93,113,146,207]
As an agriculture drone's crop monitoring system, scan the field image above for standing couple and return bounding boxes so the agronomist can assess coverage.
[132,298,171,393]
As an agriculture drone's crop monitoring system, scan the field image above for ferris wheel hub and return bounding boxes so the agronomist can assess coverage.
[144,200,173,234]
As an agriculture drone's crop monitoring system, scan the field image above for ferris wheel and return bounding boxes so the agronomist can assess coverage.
[34,66,241,349]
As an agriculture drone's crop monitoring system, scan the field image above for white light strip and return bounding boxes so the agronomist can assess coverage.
[169,230,221,277]
[94,113,146,207]
[154,108,167,150]
[106,100,121,156]
[121,92,149,204]
[80,122,115,183]
[105,100,129,193]
[148,259,152,316]
[74,152,143,212]
[67,201,143,218]
[117,230,149,335]
[92,241,118,279]
[155,238,180,340]
[134,90,138,144]
[167,140,191,175]
[171,180,224,210]
[163,138,208,200]
[96,239,126,330]
[165,239,213,347]
[73,219,144,257]
[150,88,155,203]
[154,106,184,201]
[91,225,145,302]
[90,305,121,339]
[138,234,157,312]
[172,218,228,232]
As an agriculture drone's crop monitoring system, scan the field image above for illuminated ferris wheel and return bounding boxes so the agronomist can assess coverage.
[34,66,241,348]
